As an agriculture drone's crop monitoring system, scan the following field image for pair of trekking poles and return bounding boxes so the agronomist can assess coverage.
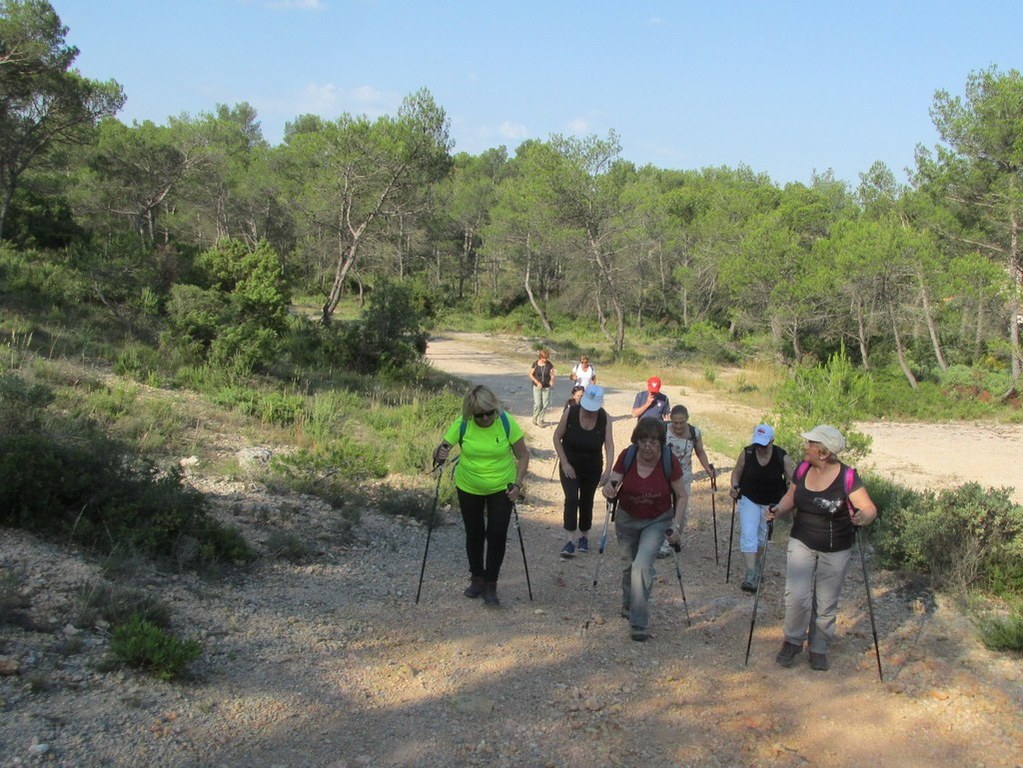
[414,462,532,605]
[732,500,884,681]
[584,489,692,632]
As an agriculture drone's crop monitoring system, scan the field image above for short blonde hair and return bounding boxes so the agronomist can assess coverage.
[461,385,501,422]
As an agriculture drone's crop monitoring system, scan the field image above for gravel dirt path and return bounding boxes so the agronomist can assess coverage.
[1,332,1021,768]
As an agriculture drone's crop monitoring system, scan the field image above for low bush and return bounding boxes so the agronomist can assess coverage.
[109,615,202,681]
[977,604,1023,653]
[0,372,255,566]
[74,582,171,629]
[874,482,1023,595]
[769,346,873,462]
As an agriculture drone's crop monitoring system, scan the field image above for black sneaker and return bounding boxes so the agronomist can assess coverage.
[630,626,649,642]
[775,641,803,667]
[809,652,829,671]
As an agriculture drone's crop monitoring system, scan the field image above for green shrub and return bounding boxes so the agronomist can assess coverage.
[109,615,202,681]
[769,346,873,462]
[0,372,254,565]
[210,386,306,426]
[374,483,441,526]
[977,605,1023,652]
[75,582,171,629]
[335,278,430,375]
[266,438,389,506]
[879,483,1023,594]
[674,321,738,364]
[265,530,310,562]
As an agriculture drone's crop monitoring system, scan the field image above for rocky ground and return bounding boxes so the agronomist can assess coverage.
[1,333,1021,768]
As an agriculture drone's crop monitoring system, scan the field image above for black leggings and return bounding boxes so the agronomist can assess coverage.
[457,488,513,582]
[559,461,601,533]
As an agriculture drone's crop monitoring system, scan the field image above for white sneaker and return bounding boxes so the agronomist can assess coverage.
[657,540,672,559]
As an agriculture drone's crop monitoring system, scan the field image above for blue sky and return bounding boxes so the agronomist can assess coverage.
[57,0,1022,186]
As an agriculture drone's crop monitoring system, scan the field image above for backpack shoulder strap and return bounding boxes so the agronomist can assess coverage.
[623,444,638,474]
[661,445,673,482]
[795,460,810,481]
[459,412,511,446]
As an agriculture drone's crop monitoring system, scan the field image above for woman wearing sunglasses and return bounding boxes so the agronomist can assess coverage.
[434,385,530,606]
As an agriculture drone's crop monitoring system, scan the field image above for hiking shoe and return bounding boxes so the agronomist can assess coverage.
[482,581,500,606]
[740,568,757,593]
[560,541,576,559]
[657,540,672,559]
[809,652,830,671]
[775,641,803,668]
[464,576,484,599]
[577,535,589,553]
[630,626,649,642]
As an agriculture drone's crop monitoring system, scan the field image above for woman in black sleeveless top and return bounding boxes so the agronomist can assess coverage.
[553,385,614,558]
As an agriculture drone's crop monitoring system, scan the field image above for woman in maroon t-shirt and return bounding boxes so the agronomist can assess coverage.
[603,419,688,641]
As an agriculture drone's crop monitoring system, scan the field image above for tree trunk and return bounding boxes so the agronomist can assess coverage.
[1009,211,1022,384]
[918,272,948,371]
[593,272,613,348]
[888,297,918,388]
[524,257,552,333]
[854,297,870,370]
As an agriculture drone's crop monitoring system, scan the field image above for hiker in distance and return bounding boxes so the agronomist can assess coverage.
[433,385,530,607]
[529,348,556,427]
[553,385,614,559]
[564,384,585,411]
[658,404,716,558]
[728,424,795,591]
[631,376,671,421]
[603,419,688,642]
[766,425,877,671]
[569,354,597,389]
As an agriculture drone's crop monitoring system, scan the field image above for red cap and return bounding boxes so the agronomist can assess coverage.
[646,376,662,393]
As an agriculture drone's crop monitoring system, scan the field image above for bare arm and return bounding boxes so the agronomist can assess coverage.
[848,486,878,526]
[508,438,530,501]
[782,453,797,482]
[694,433,713,475]
[766,483,797,520]
[729,449,746,499]
[552,408,574,477]
[600,418,615,486]
[631,393,654,418]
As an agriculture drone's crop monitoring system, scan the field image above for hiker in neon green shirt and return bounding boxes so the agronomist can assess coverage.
[434,385,530,606]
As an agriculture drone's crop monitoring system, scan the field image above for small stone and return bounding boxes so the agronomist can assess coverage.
[29,743,50,755]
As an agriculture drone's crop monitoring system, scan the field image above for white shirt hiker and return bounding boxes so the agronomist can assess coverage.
[571,362,596,388]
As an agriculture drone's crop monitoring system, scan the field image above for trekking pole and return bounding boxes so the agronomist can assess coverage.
[509,484,533,601]
[725,497,737,583]
[858,527,884,682]
[414,461,445,604]
[584,494,617,631]
[710,467,719,565]
[744,520,773,665]
[668,533,692,627]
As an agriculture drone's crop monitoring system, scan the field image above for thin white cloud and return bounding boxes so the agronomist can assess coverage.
[498,121,528,140]
[263,0,325,10]
[647,16,665,26]
[566,118,589,134]
[258,83,397,123]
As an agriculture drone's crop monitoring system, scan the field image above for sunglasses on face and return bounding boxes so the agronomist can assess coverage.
[474,409,497,418]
